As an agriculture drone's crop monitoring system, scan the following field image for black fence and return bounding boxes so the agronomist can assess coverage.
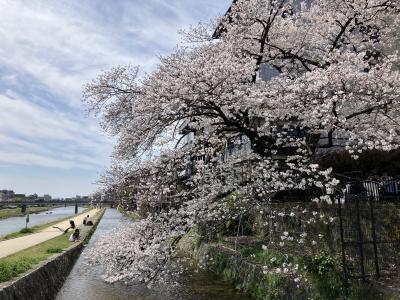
[337,181,400,282]
[344,177,400,202]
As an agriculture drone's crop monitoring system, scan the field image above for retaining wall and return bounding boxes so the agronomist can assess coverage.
[196,244,311,300]
[0,243,83,300]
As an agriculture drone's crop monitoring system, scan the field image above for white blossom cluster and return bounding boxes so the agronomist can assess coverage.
[84,0,400,284]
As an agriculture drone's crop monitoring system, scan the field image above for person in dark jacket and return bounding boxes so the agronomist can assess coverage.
[69,228,80,242]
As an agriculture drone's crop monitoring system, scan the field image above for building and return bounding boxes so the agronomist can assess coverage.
[211,0,347,156]
[174,0,357,191]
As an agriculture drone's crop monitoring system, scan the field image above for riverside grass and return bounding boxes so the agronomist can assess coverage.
[0,207,91,241]
[0,208,105,283]
[0,206,55,220]
[117,206,141,221]
[0,233,71,283]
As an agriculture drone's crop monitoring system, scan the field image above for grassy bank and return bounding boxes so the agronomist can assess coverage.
[177,225,393,300]
[0,207,92,241]
[199,242,395,300]
[82,208,106,244]
[117,206,141,221]
[0,208,105,283]
[0,206,56,220]
[0,233,72,282]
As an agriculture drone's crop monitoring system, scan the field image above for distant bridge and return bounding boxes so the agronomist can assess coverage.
[0,200,115,214]
[0,200,115,206]
[0,200,90,206]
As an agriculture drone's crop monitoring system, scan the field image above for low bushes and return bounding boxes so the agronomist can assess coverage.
[197,243,345,299]
[46,248,63,254]
[0,258,35,283]
[19,228,34,234]
[303,254,343,299]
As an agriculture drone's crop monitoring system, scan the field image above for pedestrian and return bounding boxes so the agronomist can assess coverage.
[69,228,80,242]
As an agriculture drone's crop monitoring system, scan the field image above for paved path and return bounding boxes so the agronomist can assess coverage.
[0,208,99,259]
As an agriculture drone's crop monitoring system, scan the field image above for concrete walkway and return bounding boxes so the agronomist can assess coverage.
[0,208,99,259]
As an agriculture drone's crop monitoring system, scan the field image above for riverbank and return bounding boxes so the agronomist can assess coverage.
[0,206,87,239]
[0,207,91,241]
[117,206,141,221]
[198,243,400,300]
[0,208,99,259]
[0,206,56,220]
[177,230,398,300]
[56,209,251,300]
[0,209,105,300]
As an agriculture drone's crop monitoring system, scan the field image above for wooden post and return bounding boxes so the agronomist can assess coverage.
[75,203,78,214]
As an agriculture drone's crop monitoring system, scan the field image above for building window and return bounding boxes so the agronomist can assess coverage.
[258,63,280,82]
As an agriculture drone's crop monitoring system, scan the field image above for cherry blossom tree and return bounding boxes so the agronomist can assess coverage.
[84,0,400,284]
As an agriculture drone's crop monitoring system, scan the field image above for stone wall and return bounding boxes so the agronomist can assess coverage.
[0,243,83,300]
[0,208,105,300]
[196,243,311,300]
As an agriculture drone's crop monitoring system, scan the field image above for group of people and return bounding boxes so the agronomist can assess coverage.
[83,215,94,226]
[68,215,94,242]
[53,214,94,242]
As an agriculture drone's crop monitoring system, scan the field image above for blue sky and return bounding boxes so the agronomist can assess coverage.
[0,0,230,198]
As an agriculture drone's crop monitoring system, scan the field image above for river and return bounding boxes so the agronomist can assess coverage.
[0,206,85,237]
[56,209,251,300]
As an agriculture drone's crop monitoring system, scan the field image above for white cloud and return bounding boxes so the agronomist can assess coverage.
[0,93,112,170]
[0,0,143,107]
[0,0,230,105]
[0,0,231,196]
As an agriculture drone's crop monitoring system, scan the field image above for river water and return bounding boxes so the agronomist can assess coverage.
[56,209,251,300]
[0,206,85,237]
